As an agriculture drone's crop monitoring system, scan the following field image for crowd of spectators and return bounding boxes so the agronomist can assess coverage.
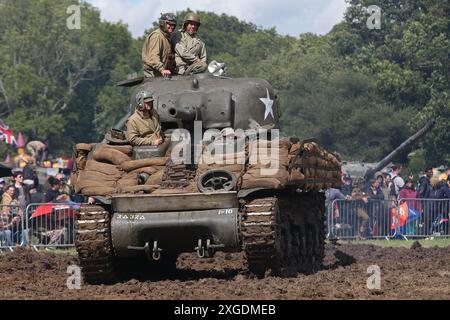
[0,163,83,247]
[326,165,450,239]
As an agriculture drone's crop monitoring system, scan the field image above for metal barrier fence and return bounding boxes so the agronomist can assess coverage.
[24,203,78,249]
[0,204,27,251]
[2,197,449,251]
[327,198,450,240]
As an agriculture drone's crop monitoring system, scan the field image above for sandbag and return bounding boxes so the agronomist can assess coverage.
[145,170,164,185]
[75,179,116,194]
[289,169,305,181]
[75,143,92,153]
[85,160,122,176]
[241,177,282,189]
[129,166,160,176]
[244,169,289,184]
[76,155,88,171]
[93,147,131,165]
[117,174,138,189]
[81,186,116,196]
[97,144,133,156]
[78,170,121,182]
[120,157,168,172]
[118,185,159,194]
[289,143,300,155]
[70,173,78,187]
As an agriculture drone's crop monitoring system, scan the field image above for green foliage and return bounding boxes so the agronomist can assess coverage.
[0,1,448,168]
[0,0,133,154]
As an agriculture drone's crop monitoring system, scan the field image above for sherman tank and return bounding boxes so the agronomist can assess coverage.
[73,73,341,284]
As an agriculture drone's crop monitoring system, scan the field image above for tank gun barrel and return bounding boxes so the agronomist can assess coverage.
[364,118,436,180]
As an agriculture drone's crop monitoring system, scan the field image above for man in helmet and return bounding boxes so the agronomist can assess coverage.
[142,13,177,78]
[126,90,163,146]
[172,12,207,75]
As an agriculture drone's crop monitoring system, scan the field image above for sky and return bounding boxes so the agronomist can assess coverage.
[84,0,349,38]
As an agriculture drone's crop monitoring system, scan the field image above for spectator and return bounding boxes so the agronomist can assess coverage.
[325,188,348,238]
[390,165,405,198]
[438,167,450,183]
[2,185,17,212]
[417,167,433,199]
[13,171,38,210]
[366,179,385,237]
[376,174,385,194]
[325,188,348,209]
[381,174,392,200]
[30,185,45,203]
[12,171,37,246]
[352,188,370,239]
[428,179,449,235]
[56,174,73,200]
[0,178,5,198]
[341,176,353,196]
[366,179,385,201]
[398,179,421,211]
[45,176,63,202]
[0,212,19,247]
[0,185,21,246]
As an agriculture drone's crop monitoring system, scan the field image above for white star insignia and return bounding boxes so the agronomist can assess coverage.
[259,88,274,120]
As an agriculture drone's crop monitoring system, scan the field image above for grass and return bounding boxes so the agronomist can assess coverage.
[331,237,450,248]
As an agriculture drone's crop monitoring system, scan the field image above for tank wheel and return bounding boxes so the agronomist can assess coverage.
[241,197,293,277]
[75,204,117,284]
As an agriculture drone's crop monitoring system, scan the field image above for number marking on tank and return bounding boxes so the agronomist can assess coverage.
[116,214,146,221]
[218,209,234,215]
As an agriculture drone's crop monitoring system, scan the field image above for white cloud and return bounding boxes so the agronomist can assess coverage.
[85,0,349,38]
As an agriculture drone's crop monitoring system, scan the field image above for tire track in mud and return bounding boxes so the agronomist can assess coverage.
[1,243,449,300]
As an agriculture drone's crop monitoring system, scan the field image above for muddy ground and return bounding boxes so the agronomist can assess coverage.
[0,243,449,300]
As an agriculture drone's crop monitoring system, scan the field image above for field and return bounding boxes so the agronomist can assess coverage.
[1,239,449,300]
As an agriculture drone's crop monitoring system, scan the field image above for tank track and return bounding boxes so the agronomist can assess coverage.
[280,191,326,274]
[75,204,117,284]
[241,197,285,276]
[241,192,326,277]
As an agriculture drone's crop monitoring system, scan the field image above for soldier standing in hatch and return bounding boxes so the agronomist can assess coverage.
[126,90,163,146]
[172,12,207,75]
[142,13,177,78]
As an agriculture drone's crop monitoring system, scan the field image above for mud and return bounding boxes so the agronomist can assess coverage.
[0,243,449,300]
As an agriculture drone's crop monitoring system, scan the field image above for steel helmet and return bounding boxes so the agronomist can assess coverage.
[135,90,154,109]
[159,12,177,29]
[183,12,201,29]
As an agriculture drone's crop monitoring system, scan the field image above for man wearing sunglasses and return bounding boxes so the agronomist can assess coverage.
[142,13,177,78]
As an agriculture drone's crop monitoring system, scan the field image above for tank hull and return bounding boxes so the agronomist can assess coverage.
[110,192,240,257]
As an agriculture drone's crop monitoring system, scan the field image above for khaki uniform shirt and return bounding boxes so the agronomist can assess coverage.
[142,28,173,77]
[126,109,162,146]
[174,31,207,75]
